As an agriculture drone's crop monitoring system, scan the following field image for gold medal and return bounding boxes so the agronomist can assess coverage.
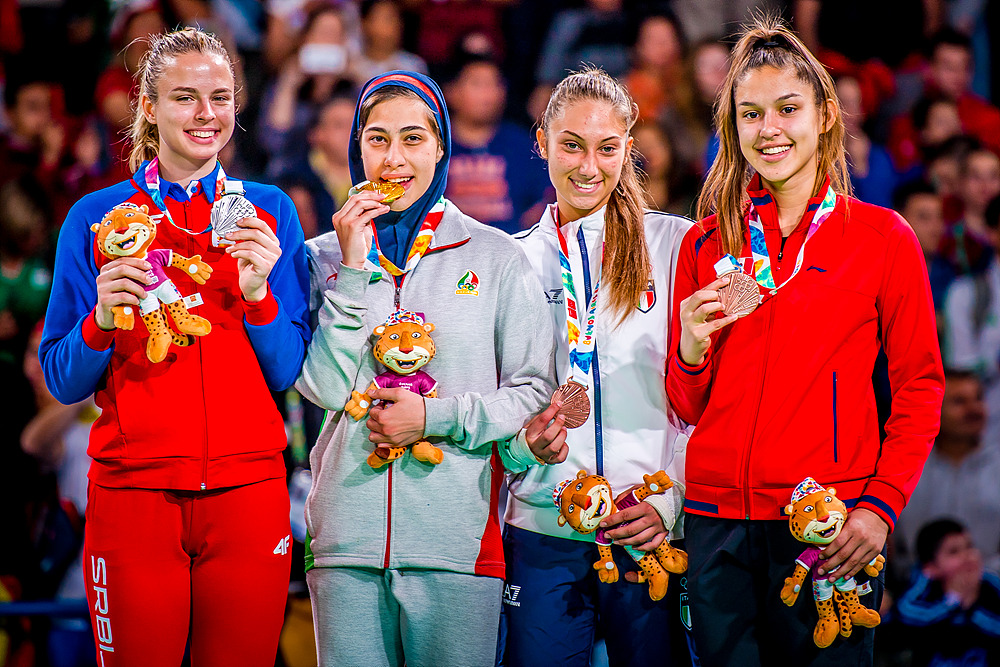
[351,180,405,203]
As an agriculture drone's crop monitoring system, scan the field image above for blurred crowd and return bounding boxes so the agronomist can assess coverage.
[2,0,1000,665]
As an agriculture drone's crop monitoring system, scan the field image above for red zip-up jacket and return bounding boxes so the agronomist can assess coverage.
[666,177,944,530]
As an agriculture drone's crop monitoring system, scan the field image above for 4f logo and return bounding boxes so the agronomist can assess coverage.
[274,535,291,556]
[544,288,564,304]
[502,584,522,607]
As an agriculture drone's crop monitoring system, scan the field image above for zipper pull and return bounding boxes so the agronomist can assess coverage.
[394,285,401,310]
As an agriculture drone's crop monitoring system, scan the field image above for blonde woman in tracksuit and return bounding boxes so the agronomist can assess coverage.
[498,68,695,667]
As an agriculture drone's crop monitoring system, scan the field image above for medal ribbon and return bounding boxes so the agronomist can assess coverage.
[555,219,602,388]
[746,180,838,295]
[144,156,228,234]
[365,198,445,278]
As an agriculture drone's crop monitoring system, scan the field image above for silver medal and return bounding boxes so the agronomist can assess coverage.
[211,193,257,246]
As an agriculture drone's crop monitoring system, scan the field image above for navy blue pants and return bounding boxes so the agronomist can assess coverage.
[497,525,696,667]
[684,515,884,667]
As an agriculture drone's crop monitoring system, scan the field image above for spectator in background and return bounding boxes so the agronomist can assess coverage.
[353,0,426,84]
[633,120,692,215]
[888,30,1000,163]
[894,180,951,308]
[93,3,167,180]
[935,147,1000,285]
[837,74,898,209]
[894,371,1000,578]
[895,519,1000,667]
[404,0,510,73]
[666,38,730,179]
[891,96,964,177]
[0,178,52,373]
[624,12,685,122]
[0,77,66,195]
[271,93,357,237]
[536,0,631,88]
[444,53,548,233]
[259,4,360,166]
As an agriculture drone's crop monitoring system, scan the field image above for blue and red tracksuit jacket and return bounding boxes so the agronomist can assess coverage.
[666,177,945,531]
[39,161,311,491]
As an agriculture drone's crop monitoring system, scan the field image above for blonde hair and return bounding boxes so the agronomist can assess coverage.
[696,15,850,257]
[539,66,651,326]
[128,27,234,171]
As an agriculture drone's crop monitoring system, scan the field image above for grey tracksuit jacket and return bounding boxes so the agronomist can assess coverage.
[296,200,556,577]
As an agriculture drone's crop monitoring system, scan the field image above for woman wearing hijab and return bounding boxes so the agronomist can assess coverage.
[294,71,555,667]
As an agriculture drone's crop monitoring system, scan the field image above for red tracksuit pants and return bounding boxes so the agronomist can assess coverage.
[83,478,291,667]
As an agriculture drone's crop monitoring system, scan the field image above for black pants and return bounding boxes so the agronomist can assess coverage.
[684,515,883,667]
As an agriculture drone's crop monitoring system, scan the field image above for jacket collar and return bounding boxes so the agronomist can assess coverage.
[133,160,221,205]
[745,172,833,233]
[427,199,471,251]
[540,203,607,238]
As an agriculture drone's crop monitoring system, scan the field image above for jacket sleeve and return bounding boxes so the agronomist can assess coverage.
[294,248,376,412]
[858,215,945,530]
[665,225,715,424]
[423,247,557,450]
[39,198,116,405]
[895,574,959,627]
[242,188,311,391]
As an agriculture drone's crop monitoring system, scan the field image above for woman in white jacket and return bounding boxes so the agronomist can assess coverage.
[498,67,695,666]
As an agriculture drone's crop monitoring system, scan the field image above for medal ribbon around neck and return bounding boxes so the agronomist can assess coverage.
[365,198,445,278]
[144,156,228,234]
[555,220,603,388]
[745,181,838,295]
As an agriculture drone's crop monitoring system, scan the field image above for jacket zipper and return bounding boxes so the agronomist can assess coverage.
[383,275,404,567]
[576,228,604,476]
[832,371,839,463]
[743,231,782,518]
[182,197,210,491]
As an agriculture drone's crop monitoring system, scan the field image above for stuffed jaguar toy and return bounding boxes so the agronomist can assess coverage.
[345,309,444,469]
[780,477,884,648]
[92,203,212,363]
[554,469,688,601]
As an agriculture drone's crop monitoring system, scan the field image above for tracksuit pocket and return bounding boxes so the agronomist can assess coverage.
[832,371,838,463]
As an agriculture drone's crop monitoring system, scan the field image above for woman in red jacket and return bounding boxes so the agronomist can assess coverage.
[666,17,945,666]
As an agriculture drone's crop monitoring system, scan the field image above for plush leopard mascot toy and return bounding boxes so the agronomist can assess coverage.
[554,470,688,601]
[345,309,444,469]
[781,477,885,648]
[92,203,212,363]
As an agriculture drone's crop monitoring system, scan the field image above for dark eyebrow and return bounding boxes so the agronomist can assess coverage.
[363,125,430,135]
[557,130,623,143]
[738,92,804,107]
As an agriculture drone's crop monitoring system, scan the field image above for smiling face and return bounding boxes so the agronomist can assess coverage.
[93,205,157,259]
[143,51,235,178]
[539,98,632,223]
[735,65,834,198]
[557,473,614,534]
[360,96,444,212]
[373,320,436,375]
[787,487,847,546]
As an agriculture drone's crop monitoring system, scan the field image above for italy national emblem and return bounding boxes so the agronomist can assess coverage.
[637,279,656,313]
[456,270,480,296]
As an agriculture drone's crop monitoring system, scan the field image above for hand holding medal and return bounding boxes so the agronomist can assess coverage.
[714,254,761,317]
[331,181,400,269]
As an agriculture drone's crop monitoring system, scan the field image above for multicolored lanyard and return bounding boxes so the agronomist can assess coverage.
[143,157,237,234]
[365,198,445,278]
[555,218,603,388]
[746,181,838,296]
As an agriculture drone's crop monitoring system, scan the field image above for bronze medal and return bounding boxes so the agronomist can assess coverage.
[553,381,591,429]
[718,271,761,317]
